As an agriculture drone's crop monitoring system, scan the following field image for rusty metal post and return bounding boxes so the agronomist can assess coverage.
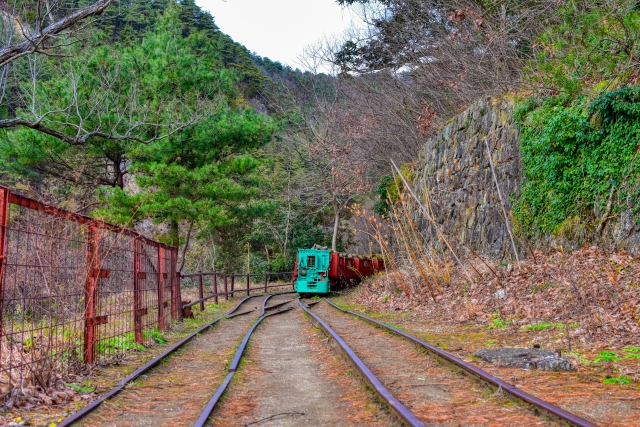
[264,271,268,293]
[246,274,250,296]
[0,187,9,339]
[133,238,143,343]
[170,249,182,321]
[223,275,228,301]
[212,272,218,304]
[197,270,204,311]
[158,247,166,331]
[176,268,183,322]
[230,275,235,298]
[84,226,100,364]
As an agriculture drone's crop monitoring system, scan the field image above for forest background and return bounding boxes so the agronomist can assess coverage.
[1,0,639,276]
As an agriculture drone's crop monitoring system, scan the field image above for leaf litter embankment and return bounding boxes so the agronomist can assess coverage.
[357,246,640,347]
[347,245,640,426]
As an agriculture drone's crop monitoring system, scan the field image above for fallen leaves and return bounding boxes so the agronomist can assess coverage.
[354,246,640,348]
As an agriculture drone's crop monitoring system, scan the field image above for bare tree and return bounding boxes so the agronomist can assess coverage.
[0,0,113,68]
[278,51,372,251]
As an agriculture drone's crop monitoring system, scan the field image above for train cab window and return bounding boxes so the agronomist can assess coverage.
[307,256,315,268]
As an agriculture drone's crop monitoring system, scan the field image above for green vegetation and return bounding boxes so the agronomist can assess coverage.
[373,164,414,217]
[98,333,146,353]
[623,346,640,359]
[146,327,168,344]
[603,375,631,385]
[594,350,622,363]
[521,322,579,331]
[514,85,640,239]
[66,381,96,394]
[525,2,640,97]
[487,313,512,329]
[0,0,342,274]
[566,352,592,366]
[514,2,640,242]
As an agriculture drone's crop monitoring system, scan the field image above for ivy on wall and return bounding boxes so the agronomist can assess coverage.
[514,85,640,240]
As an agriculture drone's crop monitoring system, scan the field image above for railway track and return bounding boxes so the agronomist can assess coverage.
[300,298,599,427]
[57,293,601,426]
[58,292,297,427]
[193,295,296,427]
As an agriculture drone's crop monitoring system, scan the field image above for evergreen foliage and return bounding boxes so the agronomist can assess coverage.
[514,85,640,239]
[514,1,640,244]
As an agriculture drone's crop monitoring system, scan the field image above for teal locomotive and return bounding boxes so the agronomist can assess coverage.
[293,247,385,295]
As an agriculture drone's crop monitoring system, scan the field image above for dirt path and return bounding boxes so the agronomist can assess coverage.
[210,304,394,427]
[311,301,560,427]
[75,294,286,427]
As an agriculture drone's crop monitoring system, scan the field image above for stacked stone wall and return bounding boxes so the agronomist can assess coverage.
[412,97,521,260]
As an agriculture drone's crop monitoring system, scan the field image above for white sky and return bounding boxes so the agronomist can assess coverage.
[195,0,357,69]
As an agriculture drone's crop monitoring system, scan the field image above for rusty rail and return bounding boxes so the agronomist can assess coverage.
[298,299,426,427]
[194,299,296,427]
[323,298,599,427]
[56,294,267,427]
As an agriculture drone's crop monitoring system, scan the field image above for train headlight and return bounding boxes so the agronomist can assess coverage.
[300,269,307,276]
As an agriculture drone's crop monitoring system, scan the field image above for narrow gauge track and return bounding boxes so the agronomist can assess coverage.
[58,292,296,427]
[299,298,426,427]
[193,295,297,427]
[301,298,599,427]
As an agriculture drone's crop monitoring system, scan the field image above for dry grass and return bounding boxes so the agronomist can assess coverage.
[354,245,640,347]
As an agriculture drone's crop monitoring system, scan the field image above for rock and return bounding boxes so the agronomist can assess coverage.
[473,348,575,371]
[493,289,506,299]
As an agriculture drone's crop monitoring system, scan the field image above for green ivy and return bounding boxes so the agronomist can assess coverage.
[372,164,414,217]
[513,85,640,239]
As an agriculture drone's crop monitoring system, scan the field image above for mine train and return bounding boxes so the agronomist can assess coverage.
[293,247,385,295]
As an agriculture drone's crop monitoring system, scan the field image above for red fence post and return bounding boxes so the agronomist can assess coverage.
[133,238,143,343]
[197,270,204,311]
[246,274,250,296]
[264,271,268,293]
[170,249,182,321]
[0,187,9,338]
[223,275,228,301]
[212,272,218,304]
[158,247,166,331]
[230,275,235,298]
[170,249,177,320]
[84,225,100,364]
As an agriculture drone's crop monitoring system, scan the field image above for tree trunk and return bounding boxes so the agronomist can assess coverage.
[331,196,340,252]
[170,219,179,248]
[115,162,125,189]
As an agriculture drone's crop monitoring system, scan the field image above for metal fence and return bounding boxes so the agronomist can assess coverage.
[0,186,181,387]
[180,271,294,311]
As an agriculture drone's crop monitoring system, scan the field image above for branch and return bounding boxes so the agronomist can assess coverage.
[0,0,113,68]
[0,115,199,146]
